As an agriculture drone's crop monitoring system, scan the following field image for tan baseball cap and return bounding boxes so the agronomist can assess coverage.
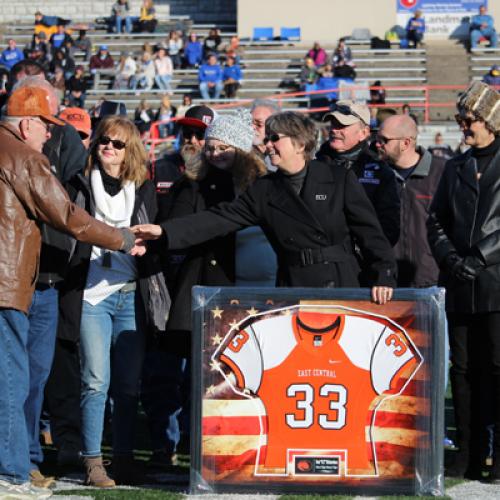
[6,87,65,126]
[323,100,370,126]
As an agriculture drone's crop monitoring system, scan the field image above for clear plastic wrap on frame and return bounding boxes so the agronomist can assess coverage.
[190,287,445,496]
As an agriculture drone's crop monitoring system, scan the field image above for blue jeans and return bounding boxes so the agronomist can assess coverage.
[79,289,145,457]
[155,75,172,93]
[199,81,223,100]
[141,351,189,455]
[0,309,31,484]
[471,27,498,48]
[26,287,58,469]
[115,15,132,34]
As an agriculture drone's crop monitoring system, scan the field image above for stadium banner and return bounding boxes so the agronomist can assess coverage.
[190,287,445,495]
[396,0,487,39]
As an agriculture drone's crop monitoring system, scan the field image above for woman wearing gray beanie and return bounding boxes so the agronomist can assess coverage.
[156,111,276,448]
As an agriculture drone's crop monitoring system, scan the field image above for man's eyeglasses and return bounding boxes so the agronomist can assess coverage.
[98,135,127,150]
[376,134,415,145]
[455,114,480,128]
[263,133,289,144]
[181,127,205,141]
[331,104,368,125]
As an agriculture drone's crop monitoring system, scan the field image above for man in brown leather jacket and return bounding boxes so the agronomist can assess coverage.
[0,85,138,497]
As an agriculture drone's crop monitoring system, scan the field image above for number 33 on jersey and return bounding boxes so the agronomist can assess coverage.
[216,305,422,476]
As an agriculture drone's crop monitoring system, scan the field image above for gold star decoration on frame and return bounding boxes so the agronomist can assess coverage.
[211,306,223,319]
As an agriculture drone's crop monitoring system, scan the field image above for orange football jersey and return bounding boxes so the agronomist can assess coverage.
[218,306,421,475]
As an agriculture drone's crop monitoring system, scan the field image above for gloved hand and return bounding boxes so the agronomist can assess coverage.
[452,255,485,281]
[443,252,461,273]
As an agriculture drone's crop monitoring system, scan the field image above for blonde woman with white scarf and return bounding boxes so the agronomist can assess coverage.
[59,116,169,487]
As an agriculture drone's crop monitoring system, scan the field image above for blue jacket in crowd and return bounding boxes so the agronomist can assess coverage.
[222,64,242,81]
[184,40,203,66]
[0,47,24,69]
[406,16,425,35]
[471,14,495,31]
[198,62,223,83]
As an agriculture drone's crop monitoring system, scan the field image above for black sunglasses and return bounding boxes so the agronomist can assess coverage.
[263,133,289,144]
[99,135,126,150]
[181,127,205,140]
[376,134,413,145]
[454,113,480,128]
[331,104,368,125]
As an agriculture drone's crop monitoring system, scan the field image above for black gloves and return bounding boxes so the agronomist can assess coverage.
[453,256,485,281]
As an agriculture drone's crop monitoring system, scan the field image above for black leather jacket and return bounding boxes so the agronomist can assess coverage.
[428,139,500,313]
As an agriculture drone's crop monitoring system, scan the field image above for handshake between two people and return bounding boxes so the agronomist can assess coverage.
[123,224,164,256]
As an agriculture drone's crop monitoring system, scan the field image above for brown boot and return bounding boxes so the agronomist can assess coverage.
[83,456,116,487]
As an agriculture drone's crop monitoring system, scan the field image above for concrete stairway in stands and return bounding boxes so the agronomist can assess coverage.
[425,40,469,122]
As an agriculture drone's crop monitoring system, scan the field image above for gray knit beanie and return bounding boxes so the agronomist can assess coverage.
[205,108,254,152]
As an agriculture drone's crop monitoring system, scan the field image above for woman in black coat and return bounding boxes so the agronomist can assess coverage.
[427,83,500,481]
[133,111,396,304]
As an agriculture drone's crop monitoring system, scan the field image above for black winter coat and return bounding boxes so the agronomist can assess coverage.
[57,173,169,342]
[160,160,396,289]
[316,141,400,246]
[392,147,445,287]
[164,165,236,332]
[427,144,500,313]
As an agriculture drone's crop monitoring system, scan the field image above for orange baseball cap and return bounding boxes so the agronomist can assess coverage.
[6,87,65,126]
[59,107,92,139]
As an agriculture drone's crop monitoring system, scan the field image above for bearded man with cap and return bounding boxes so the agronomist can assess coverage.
[428,81,500,481]
[153,104,215,220]
[0,87,141,497]
[141,109,270,469]
[316,100,400,248]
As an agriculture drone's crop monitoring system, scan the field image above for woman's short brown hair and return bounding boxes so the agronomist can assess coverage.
[265,111,318,161]
[86,116,148,186]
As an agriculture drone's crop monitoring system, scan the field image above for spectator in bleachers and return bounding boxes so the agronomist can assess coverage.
[167,31,184,69]
[89,45,115,76]
[306,42,327,67]
[368,80,386,127]
[50,49,75,80]
[114,52,137,90]
[0,39,24,70]
[332,38,354,67]
[59,106,92,149]
[34,10,70,30]
[154,46,174,94]
[470,4,498,49]
[139,0,157,33]
[198,54,223,100]
[483,64,500,86]
[134,98,156,135]
[184,33,203,68]
[299,57,319,90]
[155,95,177,138]
[50,66,66,102]
[74,30,92,61]
[406,9,425,49]
[402,102,418,124]
[176,94,193,118]
[130,51,156,91]
[428,132,454,160]
[24,33,48,66]
[223,55,242,98]
[66,65,88,108]
[49,24,73,57]
[333,57,356,79]
[223,36,244,65]
[318,63,334,78]
[203,28,222,60]
[112,0,133,34]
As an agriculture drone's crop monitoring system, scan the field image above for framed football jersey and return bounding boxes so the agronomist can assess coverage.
[190,287,445,496]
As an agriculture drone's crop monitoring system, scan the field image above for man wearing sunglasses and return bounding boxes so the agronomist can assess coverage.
[316,100,400,249]
[153,105,215,219]
[428,81,500,481]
